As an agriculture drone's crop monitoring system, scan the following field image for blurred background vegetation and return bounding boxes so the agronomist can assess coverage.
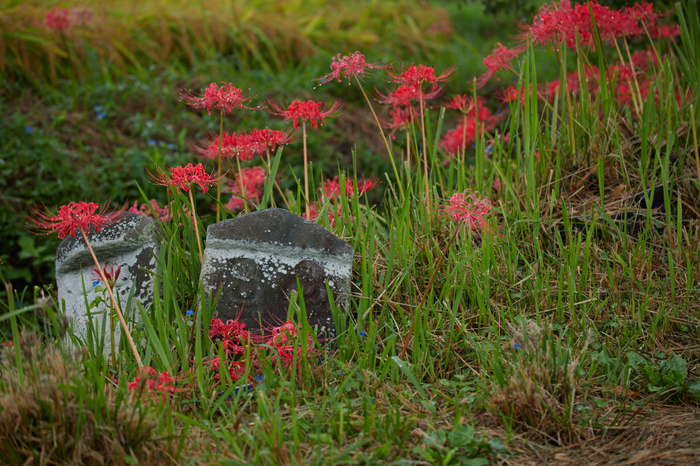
[0,0,676,295]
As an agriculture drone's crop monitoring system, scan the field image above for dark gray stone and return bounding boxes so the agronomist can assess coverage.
[55,213,160,353]
[200,208,353,339]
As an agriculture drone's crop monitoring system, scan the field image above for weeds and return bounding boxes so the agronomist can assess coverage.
[2,0,700,463]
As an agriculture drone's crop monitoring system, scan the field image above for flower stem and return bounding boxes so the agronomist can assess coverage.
[188,188,203,261]
[80,227,142,367]
[419,89,430,216]
[399,224,461,360]
[354,75,404,201]
[302,121,310,220]
[109,299,116,368]
[236,156,248,213]
[216,111,224,222]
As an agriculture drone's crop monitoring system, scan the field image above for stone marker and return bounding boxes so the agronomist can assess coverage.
[55,213,160,353]
[200,208,353,341]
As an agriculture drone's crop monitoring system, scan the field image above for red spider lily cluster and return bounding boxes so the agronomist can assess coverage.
[521,0,662,50]
[305,176,379,225]
[224,166,267,212]
[442,191,492,232]
[181,82,258,115]
[26,201,123,239]
[147,163,225,195]
[194,128,297,161]
[384,107,417,138]
[128,366,180,404]
[127,199,172,222]
[43,7,94,32]
[202,318,317,384]
[476,43,526,89]
[319,176,380,199]
[386,63,457,91]
[267,99,344,130]
[440,96,501,156]
[315,51,390,85]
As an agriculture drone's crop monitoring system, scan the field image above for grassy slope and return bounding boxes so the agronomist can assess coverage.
[1,1,700,464]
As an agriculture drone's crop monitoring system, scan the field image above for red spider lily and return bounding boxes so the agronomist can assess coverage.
[319,177,342,198]
[315,51,390,85]
[25,201,124,240]
[445,95,493,121]
[92,263,121,287]
[445,94,478,114]
[346,177,380,197]
[128,367,180,404]
[319,176,380,198]
[194,132,248,160]
[440,124,479,156]
[383,106,417,138]
[126,199,171,222]
[203,357,251,384]
[267,99,344,130]
[224,167,267,212]
[606,64,634,82]
[264,321,317,372]
[442,191,492,232]
[247,128,298,151]
[306,202,351,227]
[520,0,661,50]
[68,7,93,25]
[209,318,253,345]
[180,82,257,115]
[374,84,442,107]
[476,43,525,88]
[630,48,658,71]
[265,321,302,347]
[147,163,225,194]
[439,116,499,156]
[386,63,457,91]
[43,8,71,31]
[496,86,525,105]
[649,24,680,40]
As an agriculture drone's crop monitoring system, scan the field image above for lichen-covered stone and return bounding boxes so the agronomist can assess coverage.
[200,208,353,340]
[55,213,160,353]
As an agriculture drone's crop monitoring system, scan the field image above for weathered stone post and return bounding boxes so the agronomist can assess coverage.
[55,213,160,353]
[199,208,353,341]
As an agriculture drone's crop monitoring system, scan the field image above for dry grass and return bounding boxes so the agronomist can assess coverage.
[0,0,453,87]
[0,337,175,465]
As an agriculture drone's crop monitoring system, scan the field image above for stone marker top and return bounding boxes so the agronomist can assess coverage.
[55,213,160,273]
[206,208,353,257]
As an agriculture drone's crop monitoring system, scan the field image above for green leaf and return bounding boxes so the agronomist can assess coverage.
[391,356,427,398]
[660,353,687,387]
[688,383,700,401]
[464,458,490,466]
[449,425,475,448]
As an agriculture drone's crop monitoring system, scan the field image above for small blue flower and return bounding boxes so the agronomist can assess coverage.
[255,375,265,382]
[341,371,345,375]
[168,143,177,150]
[94,105,102,111]
[514,343,523,350]
[147,139,156,146]
[96,112,106,120]
[358,331,367,337]
[24,126,34,134]
[486,147,493,153]
[233,383,253,397]
[92,280,101,287]
[186,310,194,316]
